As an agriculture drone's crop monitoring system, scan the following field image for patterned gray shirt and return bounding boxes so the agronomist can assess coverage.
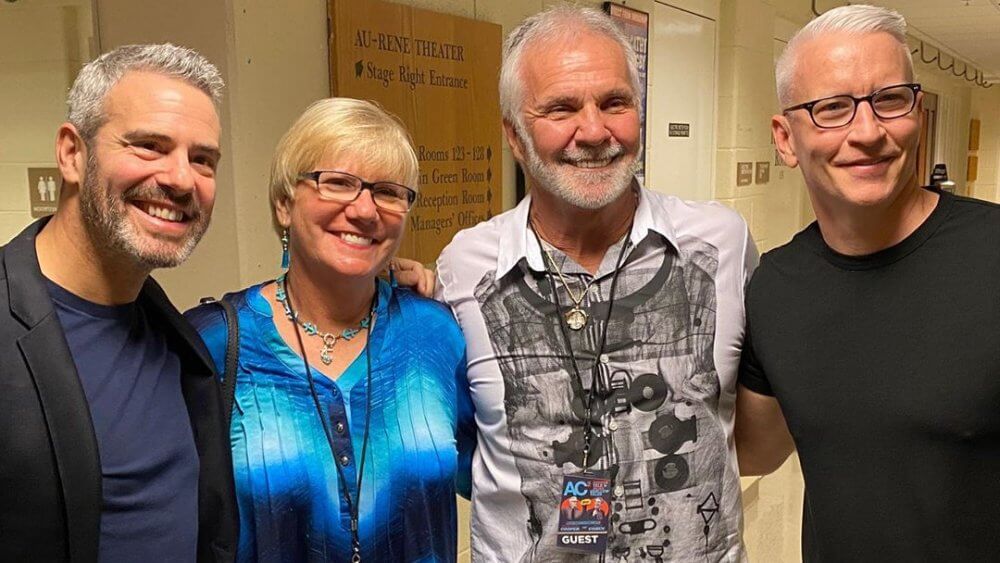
[437,184,757,562]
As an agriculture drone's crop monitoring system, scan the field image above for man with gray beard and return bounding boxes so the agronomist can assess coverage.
[436,6,757,562]
[0,44,236,561]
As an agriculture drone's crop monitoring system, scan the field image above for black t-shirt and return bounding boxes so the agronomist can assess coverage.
[740,190,1000,562]
[47,280,199,562]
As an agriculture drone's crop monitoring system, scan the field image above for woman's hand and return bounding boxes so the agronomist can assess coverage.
[390,258,436,298]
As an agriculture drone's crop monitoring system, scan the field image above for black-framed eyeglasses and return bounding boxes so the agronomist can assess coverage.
[783,83,922,129]
[298,170,417,213]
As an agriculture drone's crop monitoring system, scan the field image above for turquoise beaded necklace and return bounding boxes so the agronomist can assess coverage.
[274,273,374,365]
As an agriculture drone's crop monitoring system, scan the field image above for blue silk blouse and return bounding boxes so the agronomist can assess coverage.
[186,280,474,562]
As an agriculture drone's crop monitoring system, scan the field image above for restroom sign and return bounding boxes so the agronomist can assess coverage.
[27,167,61,218]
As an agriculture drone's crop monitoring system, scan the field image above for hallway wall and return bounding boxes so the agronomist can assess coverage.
[0,1,92,243]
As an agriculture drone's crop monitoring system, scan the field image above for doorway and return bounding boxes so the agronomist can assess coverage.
[644,2,718,201]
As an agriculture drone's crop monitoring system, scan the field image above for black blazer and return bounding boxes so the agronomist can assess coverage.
[0,220,237,562]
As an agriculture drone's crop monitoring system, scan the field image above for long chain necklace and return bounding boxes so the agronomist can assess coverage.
[529,222,633,469]
[282,273,377,562]
[539,244,597,331]
[274,273,374,365]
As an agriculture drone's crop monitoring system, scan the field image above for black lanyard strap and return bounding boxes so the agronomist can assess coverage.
[285,274,376,563]
[529,221,633,469]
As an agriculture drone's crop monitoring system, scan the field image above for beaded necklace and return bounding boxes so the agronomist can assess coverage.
[274,273,374,365]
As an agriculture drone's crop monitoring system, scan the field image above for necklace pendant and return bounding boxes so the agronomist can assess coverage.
[565,307,588,331]
[320,334,337,365]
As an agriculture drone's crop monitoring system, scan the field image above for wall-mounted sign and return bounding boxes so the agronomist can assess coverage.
[668,123,690,137]
[737,162,753,187]
[755,161,770,184]
[604,2,648,182]
[28,167,61,218]
[328,0,502,264]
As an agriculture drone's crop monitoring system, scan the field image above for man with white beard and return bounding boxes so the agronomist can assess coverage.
[436,6,757,561]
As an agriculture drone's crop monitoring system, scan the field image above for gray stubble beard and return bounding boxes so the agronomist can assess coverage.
[78,153,209,270]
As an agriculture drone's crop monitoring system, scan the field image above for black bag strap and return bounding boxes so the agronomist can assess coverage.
[200,297,239,428]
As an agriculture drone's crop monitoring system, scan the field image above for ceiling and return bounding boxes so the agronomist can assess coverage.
[857,0,1000,84]
[2,0,997,82]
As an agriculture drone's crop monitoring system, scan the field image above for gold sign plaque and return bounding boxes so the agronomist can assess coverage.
[328,0,503,264]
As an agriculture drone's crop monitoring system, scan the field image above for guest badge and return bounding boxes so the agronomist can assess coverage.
[556,472,612,553]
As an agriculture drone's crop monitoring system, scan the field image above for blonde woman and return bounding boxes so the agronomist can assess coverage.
[187,98,474,562]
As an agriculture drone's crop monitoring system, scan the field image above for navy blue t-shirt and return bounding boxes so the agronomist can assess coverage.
[47,280,199,562]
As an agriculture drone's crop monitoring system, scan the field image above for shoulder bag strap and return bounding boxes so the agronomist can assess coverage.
[200,297,240,429]
[218,299,239,429]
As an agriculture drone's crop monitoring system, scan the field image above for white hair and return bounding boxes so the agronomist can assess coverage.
[67,43,224,143]
[499,4,642,130]
[775,4,913,107]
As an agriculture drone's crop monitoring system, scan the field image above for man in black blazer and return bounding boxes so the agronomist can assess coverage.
[0,44,237,562]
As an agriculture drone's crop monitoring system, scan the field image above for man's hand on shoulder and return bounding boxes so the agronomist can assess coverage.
[390,258,435,298]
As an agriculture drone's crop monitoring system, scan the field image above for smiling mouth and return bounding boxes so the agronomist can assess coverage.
[569,157,616,169]
[340,232,374,247]
[133,201,189,223]
[840,156,894,167]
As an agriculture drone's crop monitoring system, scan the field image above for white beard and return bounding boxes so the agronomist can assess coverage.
[518,125,638,210]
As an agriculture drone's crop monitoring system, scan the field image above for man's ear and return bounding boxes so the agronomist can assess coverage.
[503,119,527,163]
[771,114,799,169]
[56,123,87,188]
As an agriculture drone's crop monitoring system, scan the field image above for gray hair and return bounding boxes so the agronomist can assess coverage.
[775,4,913,107]
[67,43,224,142]
[499,5,642,129]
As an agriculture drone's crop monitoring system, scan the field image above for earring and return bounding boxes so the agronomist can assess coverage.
[280,229,290,270]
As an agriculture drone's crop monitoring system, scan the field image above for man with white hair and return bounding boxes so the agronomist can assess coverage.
[437,6,756,561]
[736,4,1000,560]
[0,44,237,561]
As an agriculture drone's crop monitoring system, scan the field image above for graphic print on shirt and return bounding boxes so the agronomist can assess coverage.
[474,237,740,561]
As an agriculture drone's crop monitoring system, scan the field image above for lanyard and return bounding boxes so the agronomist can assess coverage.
[529,223,632,469]
[285,274,375,563]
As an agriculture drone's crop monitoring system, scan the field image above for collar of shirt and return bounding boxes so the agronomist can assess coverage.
[495,178,679,279]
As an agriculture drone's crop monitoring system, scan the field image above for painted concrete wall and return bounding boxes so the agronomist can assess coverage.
[0,1,91,243]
